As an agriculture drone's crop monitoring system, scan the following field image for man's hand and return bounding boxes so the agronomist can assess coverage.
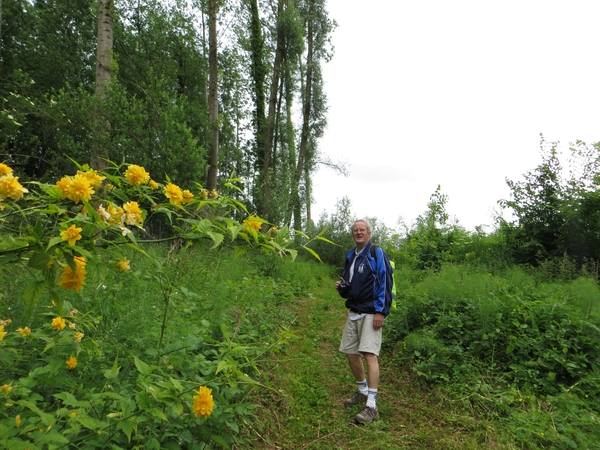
[373,313,384,330]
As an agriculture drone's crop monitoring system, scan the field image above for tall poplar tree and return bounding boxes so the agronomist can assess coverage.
[206,0,219,190]
[91,0,113,170]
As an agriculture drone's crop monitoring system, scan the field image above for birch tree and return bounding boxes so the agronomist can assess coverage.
[91,0,113,170]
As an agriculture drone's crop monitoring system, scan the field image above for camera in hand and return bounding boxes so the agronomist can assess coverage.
[338,280,351,298]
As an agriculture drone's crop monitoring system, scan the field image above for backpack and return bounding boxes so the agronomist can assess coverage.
[369,245,396,312]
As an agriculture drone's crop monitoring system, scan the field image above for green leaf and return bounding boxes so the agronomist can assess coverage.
[76,415,107,431]
[86,257,108,287]
[195,218,213,234]
[104,355,121,380]
[118,419,135,442]
[133,355,152,375]
[136,391,153,411]
[54,392,89,408]
[2,439,39,450]
[210,435,230,447]
[23,279,46,307]
[37,429,70,444]
[17,400,55,426]
[0,254,20,265]
[150,407,167,421]
[316,235,337,245]
[47,236,64,250]
[28,251,52,269]
[208,232,224,248]
[216,360,231,375]
[32,217,45,240]
[301,246,321,262]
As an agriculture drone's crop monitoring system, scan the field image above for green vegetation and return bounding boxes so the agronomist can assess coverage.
[3,240,599,448]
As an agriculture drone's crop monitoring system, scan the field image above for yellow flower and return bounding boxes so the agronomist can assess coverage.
[164,183,183,205]
[74,331,84,343]
[1,384,12,397]
[15,415,21,428]
[60,224,83,246]
[66,174,94,203]
[0,325,6,340]
[0,174,29,201]
[117,258,130,272]
[56,176,72,198]
[17,326,31,336]
[66,356,78,370]
[68,322,76,329]
[70,411,77,418]
[0,163,13,176]
[149,179,159,189]
[182,189,194,204]
[200,189,208,200]
[125,165,150,186]
[51,316,67,331]
[57,256,87,292]
[210,189,218,199]
[192,386,214,419]
[77,169,105,189]
[243,216,262,233]
[123,201,143,225]
[107,203,125,225]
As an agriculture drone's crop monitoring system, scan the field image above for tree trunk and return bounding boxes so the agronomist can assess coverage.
[247,0,267,214]
[206,0,219,190]
[263,0,286,219]
[91,0,113,170]
[291,10,313,231]
[0,0,3,63]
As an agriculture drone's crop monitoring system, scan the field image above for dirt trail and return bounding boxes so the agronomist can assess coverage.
[242,284,498,450]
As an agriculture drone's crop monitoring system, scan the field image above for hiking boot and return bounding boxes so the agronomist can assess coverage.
[354,406,379,424]
[343,391,367,408]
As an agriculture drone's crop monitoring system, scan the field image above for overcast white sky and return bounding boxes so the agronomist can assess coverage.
[312,0,600,231]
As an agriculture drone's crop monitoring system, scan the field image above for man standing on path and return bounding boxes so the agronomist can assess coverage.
[336,219,392,424]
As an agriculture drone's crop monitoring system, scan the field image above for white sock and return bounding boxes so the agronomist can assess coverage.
[366,389,378,409]
[357,379,368,395]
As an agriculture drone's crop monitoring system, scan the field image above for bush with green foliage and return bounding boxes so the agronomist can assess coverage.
[385,264,600,449]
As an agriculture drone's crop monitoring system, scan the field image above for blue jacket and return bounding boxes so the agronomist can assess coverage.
[342,242,391,316]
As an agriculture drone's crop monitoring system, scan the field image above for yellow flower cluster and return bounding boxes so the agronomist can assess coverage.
[0,163,12,176]
[66,356,78,370]
[0,384,11,397]
[243,216,262,233]
[17,326,31,336]
[125,164,150,186]
[56,174,94,204]
[51,316,67,331]
[57,256,87,292]
[192,386,214,419]
[60,224,83,246]
[123,201,143,225]
[164,183,184,205]
[117,258,130,272]
[182,189,194,204]
[98,201,144,228]
[0,163,28,201]
[0,325,6,340]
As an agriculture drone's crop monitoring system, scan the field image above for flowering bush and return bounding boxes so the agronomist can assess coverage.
[0,160,324,448]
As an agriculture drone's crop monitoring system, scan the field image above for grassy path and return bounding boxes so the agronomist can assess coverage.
[240,281,508,450]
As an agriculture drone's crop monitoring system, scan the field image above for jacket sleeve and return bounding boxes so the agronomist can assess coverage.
[373,247,387,314]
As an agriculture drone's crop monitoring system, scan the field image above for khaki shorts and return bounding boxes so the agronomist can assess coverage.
[339,314,382,356]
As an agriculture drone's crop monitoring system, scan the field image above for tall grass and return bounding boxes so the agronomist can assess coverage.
[385,263,600,449]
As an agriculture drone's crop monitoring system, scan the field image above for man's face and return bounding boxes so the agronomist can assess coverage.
[352,222,371,247]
